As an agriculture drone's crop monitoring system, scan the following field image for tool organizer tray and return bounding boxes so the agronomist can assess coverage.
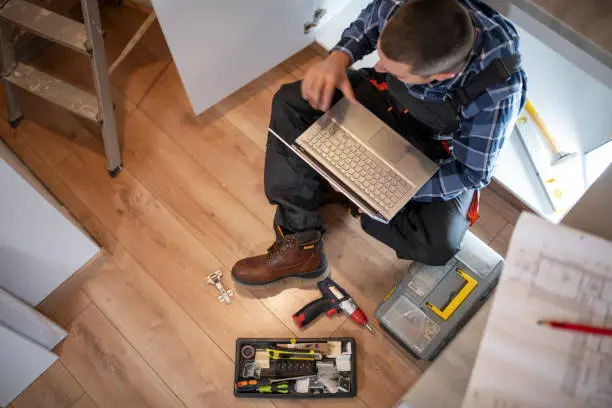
[234,337,357,399]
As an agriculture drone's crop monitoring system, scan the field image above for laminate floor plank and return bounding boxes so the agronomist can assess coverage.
[481,188,521,225]
[280,47,325,79]
[490,223,515,258]
[53,137,291,357]
[84,255,273,407]
[70,393,98,408]
[333,322,421,408]
[11,361,83,408]
[468,201,508,244]
[37,289,93,331]
[121,108,271,266]
[8,97,99,170]
[0,123,95,224]
[214,78,275,150]
[139,64,275,225]
[59,305,183,408]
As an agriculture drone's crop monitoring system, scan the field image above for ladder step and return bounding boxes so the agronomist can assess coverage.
[4,63,99,122]
[0,0,88,55]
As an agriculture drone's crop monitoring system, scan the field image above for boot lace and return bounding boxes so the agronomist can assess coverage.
[267,237,294,259]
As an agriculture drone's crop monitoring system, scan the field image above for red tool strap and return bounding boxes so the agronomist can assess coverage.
[368,78,388,91]
[440,141,480,226]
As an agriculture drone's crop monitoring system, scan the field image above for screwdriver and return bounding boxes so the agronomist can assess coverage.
[235,375,316,392]
[293,277,376,334]
[258,383,289,394]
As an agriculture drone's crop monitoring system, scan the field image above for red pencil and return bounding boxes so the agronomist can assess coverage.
[537,320,612,336]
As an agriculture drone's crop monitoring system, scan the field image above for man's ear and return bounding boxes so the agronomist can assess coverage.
[432,72,456,82]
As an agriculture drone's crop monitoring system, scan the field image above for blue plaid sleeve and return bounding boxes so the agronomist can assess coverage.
[331,0,390,64]
[412,90,524,202]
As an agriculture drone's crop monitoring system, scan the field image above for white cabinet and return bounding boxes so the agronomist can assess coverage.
[151,0,320,114]
[0,326,58,407]
[315,0,379,69]
[0,141,101,407]
[0,156,99,306]
[494,5,612,221]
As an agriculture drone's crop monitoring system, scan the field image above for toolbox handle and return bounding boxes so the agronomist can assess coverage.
[426,269,478,321]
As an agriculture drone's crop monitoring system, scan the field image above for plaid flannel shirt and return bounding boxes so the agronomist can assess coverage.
[332,0,527,202]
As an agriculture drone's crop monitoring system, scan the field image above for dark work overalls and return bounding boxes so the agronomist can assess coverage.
[265,55,521,266]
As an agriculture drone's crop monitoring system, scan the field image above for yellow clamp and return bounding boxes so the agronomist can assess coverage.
[426,269,478,321]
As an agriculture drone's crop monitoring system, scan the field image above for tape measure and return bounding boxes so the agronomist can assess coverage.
[240,345,255,359]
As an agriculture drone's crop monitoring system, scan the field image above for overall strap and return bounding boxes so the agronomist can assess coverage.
[449,54,522,111]
[449,54,521,226]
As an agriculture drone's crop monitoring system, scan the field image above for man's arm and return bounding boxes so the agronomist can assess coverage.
[302,0,398,111]
[331,0,388,64]
[412,92,524,202]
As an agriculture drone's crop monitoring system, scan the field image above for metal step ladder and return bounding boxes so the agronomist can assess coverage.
[0,0,122,177]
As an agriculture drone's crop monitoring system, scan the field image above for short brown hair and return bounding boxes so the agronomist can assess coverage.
[379,0,474,76]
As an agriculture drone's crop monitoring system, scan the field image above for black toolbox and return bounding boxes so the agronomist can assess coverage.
[234,337,357,399]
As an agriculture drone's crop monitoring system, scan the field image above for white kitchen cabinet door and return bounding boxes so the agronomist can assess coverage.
[0,325,57,407]
[0,158,99,306]
[0,288,67,350]
[151,0,318,114]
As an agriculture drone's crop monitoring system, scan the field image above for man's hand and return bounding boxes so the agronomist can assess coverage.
[301,51,357,111]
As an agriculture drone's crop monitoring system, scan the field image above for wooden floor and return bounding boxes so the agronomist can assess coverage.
[1,5,520,408]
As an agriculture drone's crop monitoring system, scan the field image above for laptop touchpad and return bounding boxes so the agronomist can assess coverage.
[369,128,408,164]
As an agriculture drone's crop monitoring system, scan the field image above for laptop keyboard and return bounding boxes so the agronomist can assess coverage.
[301,124,413,213]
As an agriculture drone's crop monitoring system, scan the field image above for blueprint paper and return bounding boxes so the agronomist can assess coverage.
[462,213,612,408]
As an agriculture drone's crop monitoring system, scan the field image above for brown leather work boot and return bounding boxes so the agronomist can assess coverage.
[231,226,328,286]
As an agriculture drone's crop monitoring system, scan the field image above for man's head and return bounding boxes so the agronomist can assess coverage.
[375,0,475,84]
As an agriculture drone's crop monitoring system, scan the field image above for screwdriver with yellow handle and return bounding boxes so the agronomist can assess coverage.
[257,383,289,394]
[235,375,315,392]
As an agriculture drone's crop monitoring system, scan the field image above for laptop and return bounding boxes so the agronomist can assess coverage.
[269,97,439,224]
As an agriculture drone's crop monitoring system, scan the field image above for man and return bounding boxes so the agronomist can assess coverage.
[232,0,527,286]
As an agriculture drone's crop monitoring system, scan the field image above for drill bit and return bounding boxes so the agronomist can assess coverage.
[364,322,375,334]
